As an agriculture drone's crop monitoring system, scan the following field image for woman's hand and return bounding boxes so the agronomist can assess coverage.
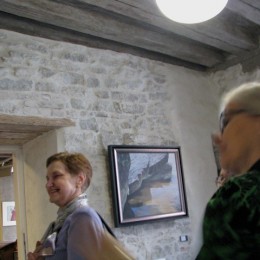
[27,241,44,260]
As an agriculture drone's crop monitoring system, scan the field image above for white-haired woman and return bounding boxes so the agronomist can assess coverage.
[197,82,260,259]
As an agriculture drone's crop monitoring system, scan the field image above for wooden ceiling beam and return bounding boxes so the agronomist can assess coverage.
[227,0,260,26]
[56,0,258,53]
[0,114,74,127]
[0,114,75,145]
[244,0,260,9]
[0,0,259,71]
[0,0,226,67]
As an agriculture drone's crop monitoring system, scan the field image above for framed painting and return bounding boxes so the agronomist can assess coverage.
[108,145,188,227]
[2,201,16,226]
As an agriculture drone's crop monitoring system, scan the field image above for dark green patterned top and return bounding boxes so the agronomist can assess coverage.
[196,160,260,259]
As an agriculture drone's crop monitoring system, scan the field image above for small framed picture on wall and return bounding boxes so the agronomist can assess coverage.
[2,201,16,226]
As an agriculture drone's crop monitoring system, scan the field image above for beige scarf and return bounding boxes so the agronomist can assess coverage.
[41,193,88,242]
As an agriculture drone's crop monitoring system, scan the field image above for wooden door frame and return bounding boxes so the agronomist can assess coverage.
[0,145,27,260]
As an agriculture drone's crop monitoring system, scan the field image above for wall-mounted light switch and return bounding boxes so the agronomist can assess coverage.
[179,235,188,242]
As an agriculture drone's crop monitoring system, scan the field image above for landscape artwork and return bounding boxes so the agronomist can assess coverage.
[108,146,188,226]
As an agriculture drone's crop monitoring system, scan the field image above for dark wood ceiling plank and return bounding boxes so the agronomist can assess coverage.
[244,0,260,9]
[227,0,260,25]
[59,0,258,53]
[0,0,225,67]
[0,0,259,71]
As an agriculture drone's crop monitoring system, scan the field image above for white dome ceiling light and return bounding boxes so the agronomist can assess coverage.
[155,0,229,24]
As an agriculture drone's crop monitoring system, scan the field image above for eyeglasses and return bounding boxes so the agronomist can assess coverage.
[219,109,247,134]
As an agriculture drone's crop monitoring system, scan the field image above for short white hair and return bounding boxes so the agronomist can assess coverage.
[220,82,260,114]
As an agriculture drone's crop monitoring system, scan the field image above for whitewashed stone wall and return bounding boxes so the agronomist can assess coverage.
[210,65,260,94]
[1,29,259,260]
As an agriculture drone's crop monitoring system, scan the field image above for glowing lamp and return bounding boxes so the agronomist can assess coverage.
[156,0,228,24]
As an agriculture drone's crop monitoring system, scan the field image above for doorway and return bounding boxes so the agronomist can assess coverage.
[0,146,27,260]
[0,114,73,259]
